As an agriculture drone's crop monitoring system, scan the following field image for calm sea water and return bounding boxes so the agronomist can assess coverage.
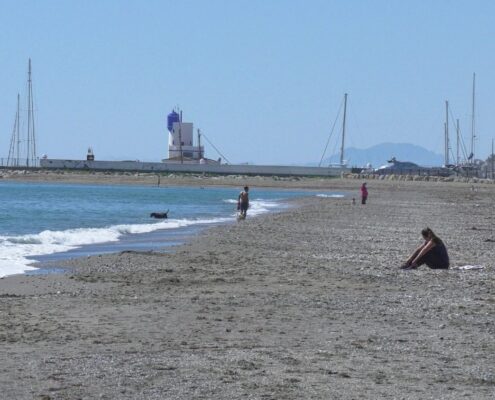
[0,182,343,277]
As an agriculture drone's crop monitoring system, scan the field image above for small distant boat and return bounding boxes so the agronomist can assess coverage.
[374,157,451,176]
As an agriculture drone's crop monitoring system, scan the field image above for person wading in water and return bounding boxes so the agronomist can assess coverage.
[237,186,249,219]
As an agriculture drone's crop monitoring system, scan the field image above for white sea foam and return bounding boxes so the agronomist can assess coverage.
[248,199,280,215]
[316,193,345,198]
[224,198,282,217]
[0,196,285,278]
[0,216,231,278]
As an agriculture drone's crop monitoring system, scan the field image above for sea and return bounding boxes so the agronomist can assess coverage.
[0,182,344,278]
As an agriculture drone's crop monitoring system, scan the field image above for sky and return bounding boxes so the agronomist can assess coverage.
[1,0,494,166]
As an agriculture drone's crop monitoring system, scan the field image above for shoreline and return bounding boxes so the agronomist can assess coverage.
[1,178,494,398]
[4,187,314,279]
[25,226,193,275]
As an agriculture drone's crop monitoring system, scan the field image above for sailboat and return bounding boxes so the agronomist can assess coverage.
[445,73,481,177]
[6,59,37,168]
[319,93,348,167]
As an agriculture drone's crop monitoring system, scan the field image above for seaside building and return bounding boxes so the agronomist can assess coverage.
[163,110,218,164]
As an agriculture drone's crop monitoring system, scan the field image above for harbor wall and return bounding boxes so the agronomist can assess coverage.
[40,159,348,177]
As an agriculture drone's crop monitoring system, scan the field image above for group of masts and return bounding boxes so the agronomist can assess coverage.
[7,59,37,167]
[324,73,483,172]
[444,73,477,167]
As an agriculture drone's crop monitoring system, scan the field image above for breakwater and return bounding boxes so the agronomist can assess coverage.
[40,159,348,177]
[344,172,495,184]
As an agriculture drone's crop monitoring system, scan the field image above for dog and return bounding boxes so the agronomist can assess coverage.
[150,210,169,219]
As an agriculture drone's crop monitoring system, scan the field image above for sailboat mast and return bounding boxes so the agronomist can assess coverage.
[456,119,460,166]
[7,94,20,167]
[25,58,36,167]
[491,138,494,180]
[445,100,449,165]
[470,72,476,164]
[340,93,348,166]
[16,93,20,166]
[26,59,32,166]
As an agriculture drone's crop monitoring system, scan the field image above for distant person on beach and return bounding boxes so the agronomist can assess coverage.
[360,182,368,204]
[401,227,450,270]
[237,186,249,219]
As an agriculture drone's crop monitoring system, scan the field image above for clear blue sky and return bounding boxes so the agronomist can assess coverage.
[1,0,494,165]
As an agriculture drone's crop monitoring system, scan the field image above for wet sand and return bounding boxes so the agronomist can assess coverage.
[0,177,494,399]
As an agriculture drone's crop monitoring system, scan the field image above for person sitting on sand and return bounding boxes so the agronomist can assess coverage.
[237,186,249,218]
[401,227,450,270]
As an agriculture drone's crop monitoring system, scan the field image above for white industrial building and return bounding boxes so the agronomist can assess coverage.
[168,122,203,160]
[162,110,215,164]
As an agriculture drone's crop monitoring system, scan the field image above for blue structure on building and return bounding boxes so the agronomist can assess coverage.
[167,111,180,132]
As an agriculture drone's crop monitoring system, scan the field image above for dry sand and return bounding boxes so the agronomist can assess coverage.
[0,176,494,399]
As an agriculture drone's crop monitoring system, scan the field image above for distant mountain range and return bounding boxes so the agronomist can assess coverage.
[317,142,444,168]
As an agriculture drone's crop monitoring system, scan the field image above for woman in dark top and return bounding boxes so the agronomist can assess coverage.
[401,227,449,270]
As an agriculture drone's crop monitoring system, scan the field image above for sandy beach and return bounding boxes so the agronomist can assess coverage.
[0,175,494,399]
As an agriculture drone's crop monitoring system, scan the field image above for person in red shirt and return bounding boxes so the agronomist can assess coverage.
[360,182,368,204]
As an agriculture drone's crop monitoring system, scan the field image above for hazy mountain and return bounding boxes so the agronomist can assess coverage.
[319,142,444,168]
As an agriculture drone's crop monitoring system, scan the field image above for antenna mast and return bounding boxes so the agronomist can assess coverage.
[178,110,183,164]
[197,129,202,159]
[340,93,348,166]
